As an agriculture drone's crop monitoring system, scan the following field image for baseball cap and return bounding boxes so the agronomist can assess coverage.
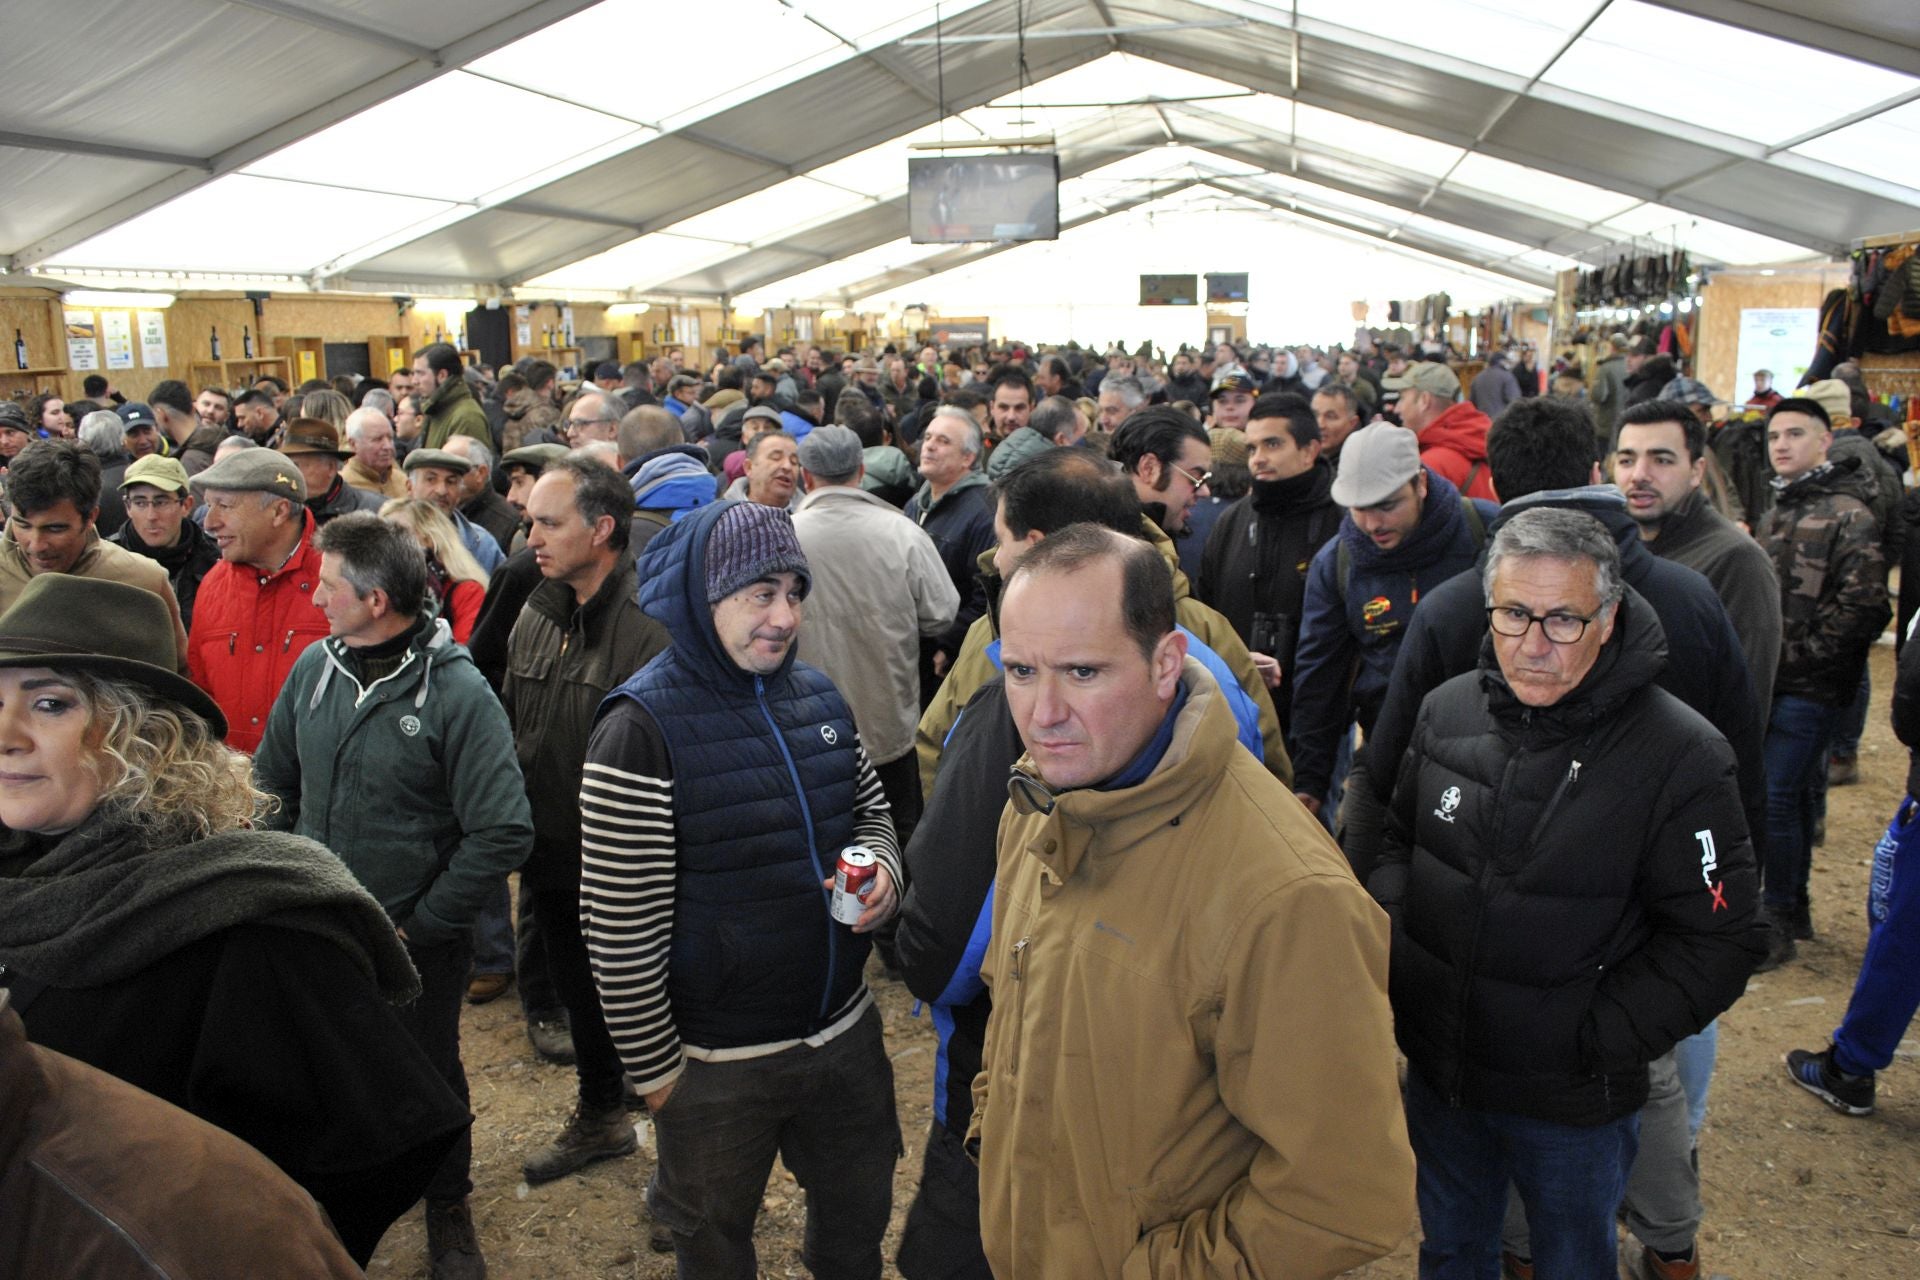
[796,425,862,477]
[1384,362,1460,400]
[1210,365,1258,399]
[120,454,191,493]
[116,401,157,429]
[1329,423,1422,508]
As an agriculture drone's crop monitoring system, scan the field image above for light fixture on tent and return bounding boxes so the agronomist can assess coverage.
[821,308,846,321]
[64,290,174,309]
[606,303,651,317]
[736,306,765,321]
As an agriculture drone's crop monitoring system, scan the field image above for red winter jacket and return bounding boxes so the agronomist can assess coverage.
[188,511,328,753]
[1418,401,1499,502]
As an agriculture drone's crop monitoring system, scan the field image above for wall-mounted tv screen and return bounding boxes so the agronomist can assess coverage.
[1207,272,1249,303]
[908,154,1060,244]
[1140,274,1199,306]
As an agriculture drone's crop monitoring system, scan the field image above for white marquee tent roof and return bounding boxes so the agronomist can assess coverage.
[5,0,1917,309]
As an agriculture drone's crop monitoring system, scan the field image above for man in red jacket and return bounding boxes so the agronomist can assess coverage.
[187,449,327,752]
[1393,361,1498,501]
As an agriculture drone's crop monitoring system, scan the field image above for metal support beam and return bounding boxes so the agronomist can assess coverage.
[0,131,209,171]
[899,20,1243,45]
[1636,0,1920,79]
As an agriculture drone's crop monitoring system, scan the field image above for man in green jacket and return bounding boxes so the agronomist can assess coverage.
[413,343,494,452]
[255,512,532,1280]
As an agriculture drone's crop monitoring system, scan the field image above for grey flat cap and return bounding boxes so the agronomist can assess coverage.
[797,425,863,477]
[401,447,472,476]
[190,447,308,502]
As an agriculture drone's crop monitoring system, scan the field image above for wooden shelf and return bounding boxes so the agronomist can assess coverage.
[272,336,326,383]
[188,356,293,389]
[0,368,67,397]
[369,335,410,379]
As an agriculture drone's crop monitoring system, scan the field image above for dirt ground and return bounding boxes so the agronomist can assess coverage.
[369,641,1920,1279]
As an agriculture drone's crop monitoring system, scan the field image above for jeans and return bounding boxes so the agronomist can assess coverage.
[896,1122,993,1280]
[529,874,627,1112]
[1405,1068,1637,1280]
[1673,1022,1718,1140]
[1833,798,1920,1075]
[1831,666,1873,758]
[394,936,474,1203]
[649,1004,901,1280]
[1501,1054,1697,1257]
[470,877,514,975]
[1762,695,1839,912]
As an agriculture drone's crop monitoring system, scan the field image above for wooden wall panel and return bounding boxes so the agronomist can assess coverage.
[1695,265,1848,400]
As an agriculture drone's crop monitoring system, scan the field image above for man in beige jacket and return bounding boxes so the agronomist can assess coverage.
[0,440,188,673]
[971,524,1413,1277]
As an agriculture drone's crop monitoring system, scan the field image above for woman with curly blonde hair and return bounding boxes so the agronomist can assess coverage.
[0,575,466,1264]
[379,496,488,643]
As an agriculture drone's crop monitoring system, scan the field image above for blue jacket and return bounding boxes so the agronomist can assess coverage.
[1288,470,1495,797]
[626,445,715,521]
[601,500,872,1049]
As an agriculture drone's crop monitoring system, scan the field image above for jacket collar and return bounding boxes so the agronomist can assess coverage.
[1005,658,1233,884]
[796,484,892,515]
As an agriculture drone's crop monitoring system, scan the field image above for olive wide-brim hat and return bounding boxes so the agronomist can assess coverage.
[0,576,227,738]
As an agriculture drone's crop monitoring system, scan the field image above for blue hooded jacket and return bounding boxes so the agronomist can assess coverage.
[627,445,717,521]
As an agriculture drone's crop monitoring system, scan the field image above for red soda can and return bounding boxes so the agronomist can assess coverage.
[831,845,878,924]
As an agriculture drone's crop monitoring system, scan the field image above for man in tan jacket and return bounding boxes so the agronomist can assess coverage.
[970,524,1413,1278]
[0,440,188,673]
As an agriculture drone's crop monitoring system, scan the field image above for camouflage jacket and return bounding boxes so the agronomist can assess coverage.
[1758,455,1890,704]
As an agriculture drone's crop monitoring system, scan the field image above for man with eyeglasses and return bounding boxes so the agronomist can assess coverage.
[565,392,622,449]
[1372,506,1762,1280]
[1111,408,1215,538]
[108,454,221,628]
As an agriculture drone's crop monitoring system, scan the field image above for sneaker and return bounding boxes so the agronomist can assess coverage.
[1630,1242,1700,1279]
[1785,1046,1875,1116]
[1499,1252,1533,1280]
[1754,911,1797,973]
[425,1197,487,1280]
[466,972,512,1005]
[1828,752,1860,787]
[527,1016,576,1065]
[523,1104,638,1184]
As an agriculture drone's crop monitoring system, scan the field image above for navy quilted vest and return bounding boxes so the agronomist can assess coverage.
[604,501,870,1050]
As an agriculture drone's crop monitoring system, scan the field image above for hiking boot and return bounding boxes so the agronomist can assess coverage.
[425,1197,487,1280]
[649,1221,676,1253]
[1827,752,1860,787]
[466,972,512,1004]
[1791,899,1815,941]
[1499,1252,1533,1280]
[1630,1242,1700,1279]
[1754,910,1797,973]
[1813,815,1826,847]
[527,1015,576,1065]
[523,1104,638,1184]
[1785,1046,1875,1116]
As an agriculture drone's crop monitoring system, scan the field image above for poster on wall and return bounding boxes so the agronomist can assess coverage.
[101,311,135,370]
[137,311,169,367]
[64,310,99,370]
[1735,308,1818,400]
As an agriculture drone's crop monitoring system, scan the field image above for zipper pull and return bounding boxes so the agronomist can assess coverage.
[1010,936,1030,982]
[282,628,296,653]
[227,633,236,656]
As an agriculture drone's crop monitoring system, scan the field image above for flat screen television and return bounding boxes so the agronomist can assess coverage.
[908,154,1060,244]
[1207,272,1249,303]
[1140,274,1199,306]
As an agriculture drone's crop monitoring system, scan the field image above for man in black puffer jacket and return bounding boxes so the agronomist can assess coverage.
[1373,507,1764,1280]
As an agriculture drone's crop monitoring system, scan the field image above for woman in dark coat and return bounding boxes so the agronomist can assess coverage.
[0,574,468,1265]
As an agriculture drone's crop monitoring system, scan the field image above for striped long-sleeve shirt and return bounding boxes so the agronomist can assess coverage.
[579,698,901,1094]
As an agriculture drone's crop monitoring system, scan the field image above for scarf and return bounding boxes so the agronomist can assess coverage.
[1338,469,1472,576]
[0,808,418,1001]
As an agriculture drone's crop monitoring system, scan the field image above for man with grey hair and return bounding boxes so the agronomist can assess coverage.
[906,406,994,685]
[793,425,958,845]
[1097,374,1146,433]
[1028,395,1086,449]
[79,410,134,537]
[565,392,624,449]
[343,405,406,501]
[443,435,521,554]
[1372,506,1764,1280]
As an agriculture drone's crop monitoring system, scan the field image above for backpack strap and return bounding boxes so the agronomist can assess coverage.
[1461,460,1485,498]
[1459,495,1488,550]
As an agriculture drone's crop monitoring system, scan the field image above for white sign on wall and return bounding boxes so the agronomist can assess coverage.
[1735,308,1818,403]
[137,311,170,367]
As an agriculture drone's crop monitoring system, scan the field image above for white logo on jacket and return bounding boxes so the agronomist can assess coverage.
[820,725,838,745]
[1434,785,1461,823]
[399,715,421,737]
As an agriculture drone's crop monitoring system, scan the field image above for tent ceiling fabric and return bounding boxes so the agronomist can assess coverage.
[2,0,1915,303]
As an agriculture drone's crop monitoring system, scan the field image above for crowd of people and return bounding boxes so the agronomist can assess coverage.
[0,323,1916,1280]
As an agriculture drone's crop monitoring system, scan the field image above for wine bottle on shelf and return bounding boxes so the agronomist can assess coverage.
[13,329,26,371]
[242,325,254,358]
[210,326,222,360]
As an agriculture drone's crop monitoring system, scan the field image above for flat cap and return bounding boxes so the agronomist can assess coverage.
[1329,422,1421,509]
[502,442,569,474]
[797,424,862,477]
[190,446,307,502]
[401,447,472,476]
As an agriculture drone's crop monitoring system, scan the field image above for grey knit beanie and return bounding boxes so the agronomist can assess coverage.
[704,501,812,603]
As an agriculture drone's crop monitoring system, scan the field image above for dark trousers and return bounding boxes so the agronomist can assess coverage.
[1404,1069,1637,1280]
[897,1122,992,1280]
[529,874,626,1111]
[1763,694,1839,912]
[514,881,562,1021]
[649,1004,900,1280]
[395,936,474,1203]
[874,748,924,853]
